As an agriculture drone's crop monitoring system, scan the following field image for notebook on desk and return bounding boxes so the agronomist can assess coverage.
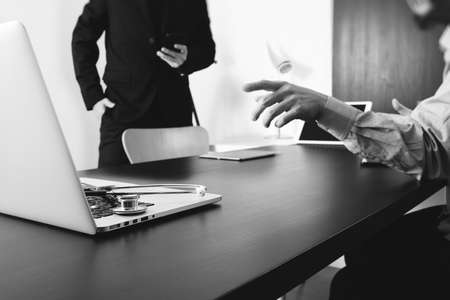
[0,21,221,235]
[200,149,276,161]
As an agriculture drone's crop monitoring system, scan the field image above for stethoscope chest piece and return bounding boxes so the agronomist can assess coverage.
[112,194,149,215]
[85,183,205,216]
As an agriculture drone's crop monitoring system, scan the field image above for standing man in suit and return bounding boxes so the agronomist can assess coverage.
[72,0,215,167]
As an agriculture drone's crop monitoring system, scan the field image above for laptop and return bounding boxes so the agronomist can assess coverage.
[0,21,221,235]
[298,101,372,145]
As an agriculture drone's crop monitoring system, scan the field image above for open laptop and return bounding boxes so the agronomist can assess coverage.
[0,21,221,235]
[298,101,372,145]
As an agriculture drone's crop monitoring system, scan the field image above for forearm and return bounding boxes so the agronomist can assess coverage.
[243,79,449,181]
[71,46,105,110]
[178,0,216,75]
[72,0,106,110]
[179,40,215,75]
[317,97,445,180]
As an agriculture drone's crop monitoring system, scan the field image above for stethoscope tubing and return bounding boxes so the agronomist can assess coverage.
[84,184,207,197]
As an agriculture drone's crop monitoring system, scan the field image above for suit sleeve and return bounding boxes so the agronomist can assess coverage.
[178,0,216,76]
[72,0,107,110]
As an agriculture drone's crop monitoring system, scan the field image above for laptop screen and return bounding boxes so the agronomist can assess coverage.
[299,104,367,142]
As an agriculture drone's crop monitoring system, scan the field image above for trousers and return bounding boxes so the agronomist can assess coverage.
[329,205,450,300]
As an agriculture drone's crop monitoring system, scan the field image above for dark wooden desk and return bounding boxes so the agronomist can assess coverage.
[0,145,444,300]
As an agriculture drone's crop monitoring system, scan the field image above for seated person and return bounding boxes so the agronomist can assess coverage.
[244,1,449,299]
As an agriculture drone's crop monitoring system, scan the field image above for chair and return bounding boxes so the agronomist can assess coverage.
[122,126,209,164]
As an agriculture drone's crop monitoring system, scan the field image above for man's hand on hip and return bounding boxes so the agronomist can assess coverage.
[93,98,115,119]
[243,80,328,128]
[157,44,188,69]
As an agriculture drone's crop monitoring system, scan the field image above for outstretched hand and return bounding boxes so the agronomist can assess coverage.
[392,98,412,116]
[243,80,328,128]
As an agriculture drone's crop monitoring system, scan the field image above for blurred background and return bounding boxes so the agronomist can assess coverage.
[0,0,333,170]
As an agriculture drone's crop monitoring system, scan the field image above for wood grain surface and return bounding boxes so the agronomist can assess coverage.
[333,0,445,112]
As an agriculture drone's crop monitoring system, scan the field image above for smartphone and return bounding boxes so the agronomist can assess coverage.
[161,33,187,53]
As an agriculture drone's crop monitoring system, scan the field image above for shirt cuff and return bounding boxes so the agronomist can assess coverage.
[317,97,362,140]
[82,86,105,111]
[176,62,189,77]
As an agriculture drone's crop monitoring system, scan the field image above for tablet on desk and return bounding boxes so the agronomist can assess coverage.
[200,149,276,161]
[296,101,385,167]
[298,101,372,145]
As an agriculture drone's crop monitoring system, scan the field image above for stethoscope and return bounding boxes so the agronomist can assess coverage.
[85,184,207,215]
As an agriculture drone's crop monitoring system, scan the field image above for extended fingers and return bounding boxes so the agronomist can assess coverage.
[243,80,286,92]
[250,96,266,121]
[252,93,283,121]
[174,44,188,54]
[157,51,181,67]
[103,99,115,108]
[157,50,176,62]
[161,47,183,59]
[260,95,298,127]
[392,98,412,116]
[158,46,188,68]
[250,84,293,120]
[260,84,295,107]
[275,106,302,127]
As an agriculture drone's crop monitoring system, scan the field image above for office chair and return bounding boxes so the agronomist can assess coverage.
[122,126,209,164]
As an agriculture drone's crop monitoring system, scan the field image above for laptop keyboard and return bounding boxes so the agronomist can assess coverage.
[82,183,120,219]
[86,195,119,219]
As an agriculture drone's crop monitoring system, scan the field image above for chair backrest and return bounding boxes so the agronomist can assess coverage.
[122,126,209,164]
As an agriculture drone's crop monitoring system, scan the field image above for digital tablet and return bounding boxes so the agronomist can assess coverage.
[298,101,372,145]
[199,149,276,161]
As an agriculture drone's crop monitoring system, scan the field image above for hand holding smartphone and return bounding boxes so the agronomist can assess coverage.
[157,33,189,68]
[161,33,187,52]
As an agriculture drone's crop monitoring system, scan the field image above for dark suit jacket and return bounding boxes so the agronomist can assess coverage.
[72,0,216,123]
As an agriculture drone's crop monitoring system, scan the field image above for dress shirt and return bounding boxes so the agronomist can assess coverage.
[317,71,450,240]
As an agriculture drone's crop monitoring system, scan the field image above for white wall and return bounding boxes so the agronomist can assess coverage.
[0,0,333,170]
[192,0,333,144]
[0,0,103,170]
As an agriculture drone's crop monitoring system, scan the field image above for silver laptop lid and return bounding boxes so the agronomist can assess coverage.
[0,21,96,234]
